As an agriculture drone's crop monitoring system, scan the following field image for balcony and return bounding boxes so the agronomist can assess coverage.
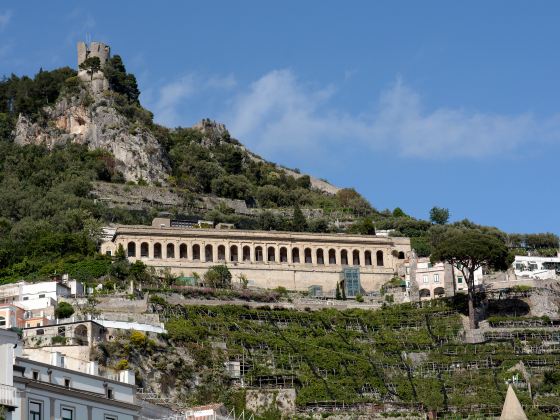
[0,383,18,408]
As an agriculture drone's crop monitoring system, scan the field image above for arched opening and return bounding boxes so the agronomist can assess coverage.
[280,247,288,263]
[434,287,445,298]
[166,243,175,259]
[74,324,87,345]
[292,248,300,263]
[217,245,226,261]
[365,251,372,266]
[127,242,136,257]
[267,246,276,262]
[341,250,348,265]
[242,246,251,262]
[376,250,384,266]
[140,242,149,258]
[316,249,324,265]
[230,245,238,262]
[353,250,360,266]
[0,316,5,326]
[255,246,263,262]
[304,248,312,264]
[180,244,188,259]
[398,251,405,260]
[329,249,337,264]
[419,289,431,299]
[153,243,162,259]
[193,244,201,260]
[205,244,214,262]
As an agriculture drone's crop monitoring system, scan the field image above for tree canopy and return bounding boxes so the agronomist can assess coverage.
[431,227,513,328]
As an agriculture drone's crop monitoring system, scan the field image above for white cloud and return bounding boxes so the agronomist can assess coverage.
[0,10,12,30]
[225,70,560,160]
[152,73,237,126]
[154,75,197,126]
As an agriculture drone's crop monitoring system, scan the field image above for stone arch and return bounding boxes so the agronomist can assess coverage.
[434,287,445,298]
[365,250,372,266]
[316,249,324,265]
[230,245,238,262]
[242,246,251,262]
[192,244,201,261]
[280,247,288,263]
[398,251,405,260]
[304,248,312,264]
[205,244,214,262]
[179,244,188,259]
[267,246,276,262]
[419,289,431,299]
[140,242,149,258]
[292,248,300,264]
[127,242,136,257]
[328,249,337,264]
[166,243,175,259]
[217,245,226,261]
[255,246,263,262]
[153,243,162,259]
[74,324,88,345]
[376,250,384,266]
[352,250,360,266]
[341,250,349,265]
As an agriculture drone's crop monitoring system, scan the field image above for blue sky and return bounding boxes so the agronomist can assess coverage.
[1,2,559,234]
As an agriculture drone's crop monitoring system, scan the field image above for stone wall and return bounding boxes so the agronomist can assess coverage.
[245,388,296,416]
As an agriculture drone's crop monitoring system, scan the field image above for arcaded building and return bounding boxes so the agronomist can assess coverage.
[101,218,411,294]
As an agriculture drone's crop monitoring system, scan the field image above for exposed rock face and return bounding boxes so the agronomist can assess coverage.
[14,87,169,184]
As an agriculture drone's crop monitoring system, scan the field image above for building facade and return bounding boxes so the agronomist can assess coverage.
[403,257,483,301]
[0,329,140,420]
[101,218,412,294]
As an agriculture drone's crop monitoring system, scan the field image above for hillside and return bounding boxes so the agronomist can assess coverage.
[88,290,560,418]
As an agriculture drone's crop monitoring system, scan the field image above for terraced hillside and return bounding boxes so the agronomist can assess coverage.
[115,294,560,418]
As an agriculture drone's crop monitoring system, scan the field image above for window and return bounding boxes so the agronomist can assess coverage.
[64,378,71,388]
[32,370,39,380]
[36,322,41,327]
[433,274,440,283]
[38,294,45,298]
[61,407,74,420]
[23,296,29,301]
[106,387,114,399]
[457,276,463,284]
[0,316,5,326]
[104,415,117,420]
[105,251,112,256]
[60,356,65,368]
[36,329,44,336]
[29,401,42,420]
[427,263,433,268]
[423,275,428,284]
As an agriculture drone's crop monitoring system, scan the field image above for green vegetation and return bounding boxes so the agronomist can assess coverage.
[147,298,560,417]
[54,301,75,319]
[431,228,513,329]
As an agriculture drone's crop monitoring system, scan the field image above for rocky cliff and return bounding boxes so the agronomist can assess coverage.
[14,79,170,184]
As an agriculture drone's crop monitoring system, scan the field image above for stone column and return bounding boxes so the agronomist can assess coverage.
[225,243,231,262]
[275,245,280,263]
[250,244,255,263]
[201,242,207,263]
[311,247,317,265]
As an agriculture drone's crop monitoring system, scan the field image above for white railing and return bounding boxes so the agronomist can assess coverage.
[0,383,18,408]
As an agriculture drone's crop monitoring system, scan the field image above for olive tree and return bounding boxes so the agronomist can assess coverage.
[431,228,513,329]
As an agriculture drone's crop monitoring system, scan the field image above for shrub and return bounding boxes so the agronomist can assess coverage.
[129,330,147,347]
[355,294,364,303]
[115,359,130,370]
[54,302,75,319]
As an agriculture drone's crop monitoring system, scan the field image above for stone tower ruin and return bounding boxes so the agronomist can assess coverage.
[77,41,111,68]
[77,41,110,94]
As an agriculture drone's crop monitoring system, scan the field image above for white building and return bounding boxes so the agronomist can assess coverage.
[513,255,560,280]
[0,328,141,420]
